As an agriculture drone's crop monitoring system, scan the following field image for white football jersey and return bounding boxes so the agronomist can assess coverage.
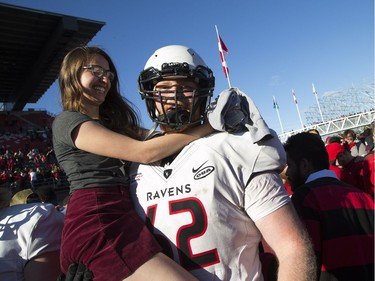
[0,203,64,281]
[129,130,290,280]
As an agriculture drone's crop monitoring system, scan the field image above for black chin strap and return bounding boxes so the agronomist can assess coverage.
[144,109,190,140]
[143,122,159,140]
[158,109,190,130]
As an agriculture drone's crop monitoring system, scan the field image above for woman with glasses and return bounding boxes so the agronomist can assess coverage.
[52,46,212,281]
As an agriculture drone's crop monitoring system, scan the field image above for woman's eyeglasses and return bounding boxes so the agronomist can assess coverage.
[83,65,115,81]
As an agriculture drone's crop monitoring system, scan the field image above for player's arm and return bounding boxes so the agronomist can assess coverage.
[255,203,317,281]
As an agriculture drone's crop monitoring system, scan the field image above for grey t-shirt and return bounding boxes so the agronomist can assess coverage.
[52,111,128,192]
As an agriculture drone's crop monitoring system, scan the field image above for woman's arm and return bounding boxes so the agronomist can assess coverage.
[73,121,214,164]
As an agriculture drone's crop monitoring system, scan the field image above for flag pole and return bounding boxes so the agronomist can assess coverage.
[292,89,304,129]
[312,83,324,122]
[273,96,284,133]
[215,25,232,88]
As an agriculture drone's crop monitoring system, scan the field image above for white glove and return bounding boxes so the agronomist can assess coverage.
[207,88,247,132]
[207,87,272,143]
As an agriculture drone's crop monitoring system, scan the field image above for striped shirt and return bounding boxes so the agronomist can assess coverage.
[292,171,374,281]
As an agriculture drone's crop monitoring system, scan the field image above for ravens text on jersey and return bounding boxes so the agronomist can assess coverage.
[146,184,192,201]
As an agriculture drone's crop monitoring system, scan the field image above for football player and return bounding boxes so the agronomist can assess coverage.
[129,45,316,280]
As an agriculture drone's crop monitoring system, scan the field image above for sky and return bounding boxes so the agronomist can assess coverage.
[1,0,373,134]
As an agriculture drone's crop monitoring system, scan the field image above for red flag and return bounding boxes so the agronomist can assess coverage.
[217,35,229,78]
[219,36,228,53]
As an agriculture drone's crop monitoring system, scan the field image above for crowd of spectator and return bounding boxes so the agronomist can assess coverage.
[0,138,68,196]
[322,127,374,197]
[281,126,374,197]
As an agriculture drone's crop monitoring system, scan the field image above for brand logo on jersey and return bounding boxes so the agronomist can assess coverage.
[192,161,208,173]
[164,169,172,179]
[193,161,215,180]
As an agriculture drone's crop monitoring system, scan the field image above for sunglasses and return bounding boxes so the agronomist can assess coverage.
[83,65,115,81]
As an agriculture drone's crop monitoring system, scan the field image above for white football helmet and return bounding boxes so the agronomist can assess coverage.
[138,45,215,130]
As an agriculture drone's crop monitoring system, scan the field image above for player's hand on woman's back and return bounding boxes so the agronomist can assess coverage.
[57,263,93,281]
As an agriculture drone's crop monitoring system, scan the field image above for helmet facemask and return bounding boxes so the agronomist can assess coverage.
[139,61,214,131]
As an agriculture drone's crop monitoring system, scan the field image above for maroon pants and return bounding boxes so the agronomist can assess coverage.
[60,186,161,281]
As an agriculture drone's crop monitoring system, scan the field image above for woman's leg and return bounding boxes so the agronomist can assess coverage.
[125,253,197,281]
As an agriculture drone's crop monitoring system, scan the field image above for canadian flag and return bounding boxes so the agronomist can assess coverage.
[217,34,229,78]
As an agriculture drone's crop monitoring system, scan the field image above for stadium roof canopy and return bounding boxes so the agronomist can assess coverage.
[0,3,105,111]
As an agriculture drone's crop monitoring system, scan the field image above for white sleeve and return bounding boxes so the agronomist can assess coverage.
[252,130,287,174]
[27,204,64,260]
[244,172,290,222]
